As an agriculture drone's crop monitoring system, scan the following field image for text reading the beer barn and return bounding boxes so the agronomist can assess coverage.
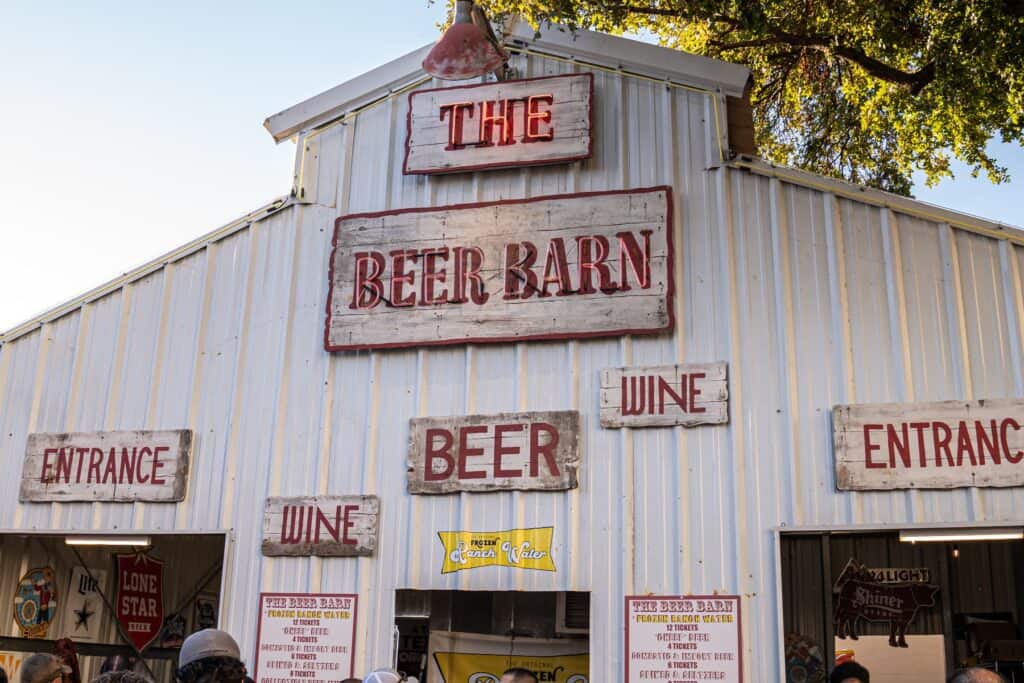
[325,188,673,351]
[20,430,192,503]
[833,398,1024,490]
[404,74,592,174]
[408,411,580,494]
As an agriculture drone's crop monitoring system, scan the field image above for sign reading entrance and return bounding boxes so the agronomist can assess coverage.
[408,411,580,494]
[625,595,742,682]
[20,430,192,502]
[254,593,357,683]
[833,398,1024,490]
[404,74,593,175]
[261,495,380,557]
[326,187,673,351]
[600,362,728,428]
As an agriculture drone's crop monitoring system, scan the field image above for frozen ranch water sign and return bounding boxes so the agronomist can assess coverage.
[833,398,1024,490]
[325,187,673,351]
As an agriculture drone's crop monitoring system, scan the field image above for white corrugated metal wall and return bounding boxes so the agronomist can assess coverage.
[1,48,1023,682]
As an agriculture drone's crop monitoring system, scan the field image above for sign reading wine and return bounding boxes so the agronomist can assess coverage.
[403,74,593,175]
[325,187,673,351]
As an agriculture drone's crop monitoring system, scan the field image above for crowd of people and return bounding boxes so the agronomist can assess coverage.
[0,635,1014,683]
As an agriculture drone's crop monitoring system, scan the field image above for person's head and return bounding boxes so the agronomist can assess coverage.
[948,668,1009,683]
[501,669,538,683]
[362,671,405,683]
[176,629,246,683]
[0,664,8,683]
[90,673,154,683]
[830,661,869,683]
[19,654,71,683]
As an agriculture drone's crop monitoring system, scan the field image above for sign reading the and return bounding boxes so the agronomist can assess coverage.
[20,429,192,502]
[438,527,556,574]
[625,595,742,683]
[833,398,1024,490]
[600,362,729,428]
[63,567,107,642]
[404,74,593,175]
[834,558,939,648]
[115,553,164,652]
[262,496,380,557]
[254,593,357,683]
[408,411,580,494]
[13,567,58,639]
[325,187,673,351]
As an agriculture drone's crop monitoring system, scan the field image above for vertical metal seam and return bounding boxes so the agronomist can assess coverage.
[13,324,54,529]
[53,303,94,530]
[997,242,1024,394]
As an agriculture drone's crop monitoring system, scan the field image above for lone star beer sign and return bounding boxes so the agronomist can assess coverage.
[404,74,593,175]
[325,187,673,351]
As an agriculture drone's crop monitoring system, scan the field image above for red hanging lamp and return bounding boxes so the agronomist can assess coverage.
[422,0,508,80]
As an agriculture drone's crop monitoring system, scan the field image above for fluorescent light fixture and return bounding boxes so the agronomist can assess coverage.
[65,536,151,547]
[899,528,1023,543]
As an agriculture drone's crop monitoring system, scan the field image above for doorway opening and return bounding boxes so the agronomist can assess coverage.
[394,590,590,682]
[0,531,227,683]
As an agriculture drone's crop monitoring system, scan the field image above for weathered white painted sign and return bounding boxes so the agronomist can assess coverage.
[409,411,580,494]
[833,398,1024,490]
[326,186,673,351]
[254,593,357,683]
[403,73,593,175]
[262,495,380,557]
[625,595,742,682]
[600,362,728,428]
[20,430,192,502]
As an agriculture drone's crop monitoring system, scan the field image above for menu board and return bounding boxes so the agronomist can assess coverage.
[253,593,357,683]
[625,595,742,682]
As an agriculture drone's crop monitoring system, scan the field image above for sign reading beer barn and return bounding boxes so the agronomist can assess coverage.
[408,411,580,494]
[833,398,1024,490]
[325,187,673,351]
[262,496,380,557]
[600,362,728,428]
[403,74,593,175]
[20,430,192,503]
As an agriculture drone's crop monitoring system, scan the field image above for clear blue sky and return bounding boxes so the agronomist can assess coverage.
[1,1,1021,332]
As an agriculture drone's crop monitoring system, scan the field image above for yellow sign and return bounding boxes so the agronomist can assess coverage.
[438,527,556,574]
[433,652,589,683]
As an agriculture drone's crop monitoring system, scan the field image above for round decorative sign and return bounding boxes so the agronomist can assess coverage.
[13,567,57,638]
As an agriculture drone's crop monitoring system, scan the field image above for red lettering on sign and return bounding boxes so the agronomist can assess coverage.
[524,94,554,142]
[539,238,572,297]
[477,100,515,147]
[688,373,706,414]
[420,247,449,305]
[978,420,1001,464]
[576,235,614,294]
[41,448,57,482]
[932,422,953,467]
[864,424,885,468]
[493,424,524,478]
[151,446,168,485]
[341,504,359,545]
[350,251,386,309]
[529,423,560,477]
[503,242,539,300]
[452,246,489,305]
[389,250,418,307]
[439,102,475,150]
[458,425,488,479]
[1003,418,1022,463]
[617,230,652,291]
[424,428,455,481]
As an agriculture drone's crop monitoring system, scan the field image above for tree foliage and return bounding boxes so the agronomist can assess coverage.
[468,0,1024,194]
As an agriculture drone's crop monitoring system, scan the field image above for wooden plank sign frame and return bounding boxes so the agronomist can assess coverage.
[600,362,728,428]
[20,430,192,503]
[262,495,380,557]
[403,73,593,175]
[408,411,580,494]
[326,187,674,351]
[833,398,1024,490]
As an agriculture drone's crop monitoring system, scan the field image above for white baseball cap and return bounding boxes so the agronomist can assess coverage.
[363,670,408,683]
[178,629,241,669]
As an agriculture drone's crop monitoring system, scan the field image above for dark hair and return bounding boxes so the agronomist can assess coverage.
[502,669,538,683]
[948,669,1009,683]
[176,656,247,682]
[830,661,870,683]
[0,664,7,683]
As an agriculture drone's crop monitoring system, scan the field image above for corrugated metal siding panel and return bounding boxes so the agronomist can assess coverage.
[0,50,1022,681]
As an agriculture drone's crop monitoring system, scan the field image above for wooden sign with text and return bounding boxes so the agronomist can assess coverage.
[600,362,728,428]
[262,495,380,557]
[404,74,593,175]
[326,187,673,351]
[408,411,580,494]
[833,398,1024,490]
[20,430,191,502]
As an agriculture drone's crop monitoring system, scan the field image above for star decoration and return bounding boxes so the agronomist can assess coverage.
[74,601,95,631]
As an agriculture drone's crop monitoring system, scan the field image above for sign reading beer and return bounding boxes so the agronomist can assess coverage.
[438,527,556,574]
[408,411,580,494]
[600,362,728,428]
[325,187,673,351]
[625,595,742,682]
[404,74,593,175]
[833,398,1023,490]
[261,495,379,557]
[254,593,357,683]
[115,552,164,652]
[20,429,192,502]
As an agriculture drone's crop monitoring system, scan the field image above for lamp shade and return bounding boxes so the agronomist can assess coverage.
[422,1,506,80]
